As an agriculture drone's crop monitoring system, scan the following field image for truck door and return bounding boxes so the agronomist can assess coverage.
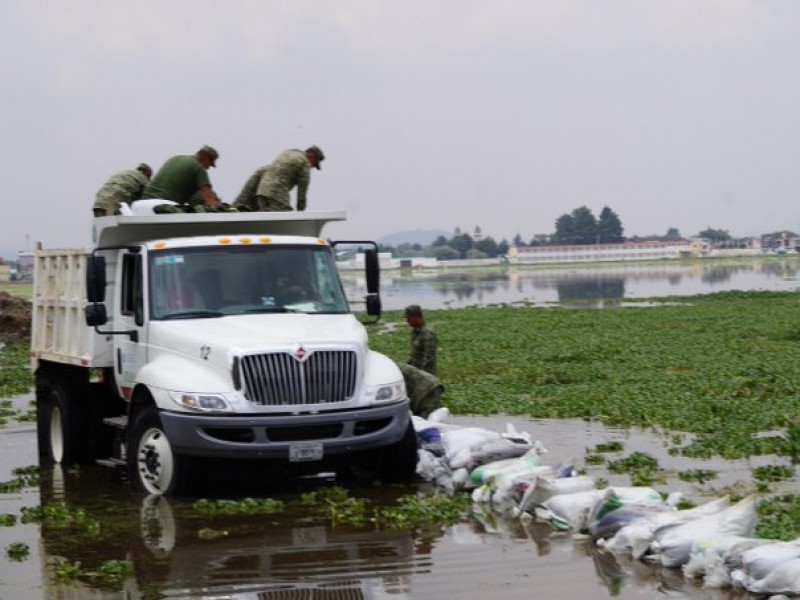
[115,251,147,400]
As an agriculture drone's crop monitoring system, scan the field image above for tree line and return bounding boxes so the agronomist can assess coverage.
[378,204,767,259]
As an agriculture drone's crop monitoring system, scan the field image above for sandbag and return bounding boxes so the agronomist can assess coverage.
[537,489,604,532]
[518,475,596,513]
[654,495,757,568]
[468,446,545,485]
[450,437,532,472]
[741,557,800,596]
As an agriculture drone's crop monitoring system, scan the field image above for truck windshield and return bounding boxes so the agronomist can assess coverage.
[149,244,350,320]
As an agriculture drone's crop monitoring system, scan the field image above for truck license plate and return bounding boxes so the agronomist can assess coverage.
[289,443,323,462]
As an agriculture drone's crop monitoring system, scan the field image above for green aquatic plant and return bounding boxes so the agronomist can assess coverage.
[21,503,101,536]
[677,469,718,484]
[752,464,794,482]
[594,441,624,453]
[756,495,800,541]
[0,513,16,526]
[192,497,285,516]
[0,342,33,398]
[5,542,29,561]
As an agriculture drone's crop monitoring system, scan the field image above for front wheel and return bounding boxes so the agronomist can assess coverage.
[129,408,190,496]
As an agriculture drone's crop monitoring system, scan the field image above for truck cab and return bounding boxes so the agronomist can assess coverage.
[32,211,417,495]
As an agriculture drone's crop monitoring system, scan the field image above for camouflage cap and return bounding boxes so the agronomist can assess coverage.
[137,163,152,175]
[307,145,325,170]
[404,304,423,317]
[199,145,219,167]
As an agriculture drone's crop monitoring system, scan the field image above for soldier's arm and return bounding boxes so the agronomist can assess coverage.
[200,185,217,208]
[296,168,310,211]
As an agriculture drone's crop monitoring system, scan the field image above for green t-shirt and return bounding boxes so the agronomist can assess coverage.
[142,155,211,205]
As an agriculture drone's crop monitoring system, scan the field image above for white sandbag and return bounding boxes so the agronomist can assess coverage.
[450,437,532,471]
[519,475,596,512]
[129,199,178,215]
[538,489,604,532]
[733,540,800,584]
[451,468,470,490]
[468,446,545,485]
[488,466,557,515]
[654,495,757,568]
[742,557,800,596]
[682,534,755,581]
[612,496,732,560]
[587,486,665,526]
[427,407,451,423]
[704,538,773,589]
[416,448,453,493]
[442,428,501,465]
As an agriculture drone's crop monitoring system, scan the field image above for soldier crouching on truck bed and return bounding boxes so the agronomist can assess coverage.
[142,145,226,213]
[233,145,325,212]
[92,163,152,217]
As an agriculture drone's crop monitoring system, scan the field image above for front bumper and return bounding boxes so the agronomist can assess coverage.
[159,400,411,460]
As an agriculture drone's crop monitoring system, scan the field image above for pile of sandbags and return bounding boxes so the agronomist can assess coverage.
[413,412,800,596]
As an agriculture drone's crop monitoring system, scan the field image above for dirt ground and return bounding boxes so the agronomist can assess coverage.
[0,292,31,343]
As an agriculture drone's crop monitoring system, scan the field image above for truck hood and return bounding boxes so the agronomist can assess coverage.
[149,313,367,360]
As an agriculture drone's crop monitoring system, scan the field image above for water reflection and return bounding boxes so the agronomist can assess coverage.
[340,257,800,310]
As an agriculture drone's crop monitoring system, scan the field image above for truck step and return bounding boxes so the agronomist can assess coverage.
[96,458,127,469]
[103,416,128,430]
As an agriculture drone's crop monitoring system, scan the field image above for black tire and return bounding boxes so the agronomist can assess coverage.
[379,419,419,481]
[128,407,191,496]
[339,419,419,484]
[36,380,93,465]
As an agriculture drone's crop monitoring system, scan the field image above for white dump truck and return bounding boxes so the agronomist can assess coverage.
[31,210,417,495]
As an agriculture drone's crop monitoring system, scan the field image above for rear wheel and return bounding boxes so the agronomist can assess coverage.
[36,380,92,465]
[129,407,190,496]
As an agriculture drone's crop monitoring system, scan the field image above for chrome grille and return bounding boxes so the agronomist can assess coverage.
[239,350,357,406]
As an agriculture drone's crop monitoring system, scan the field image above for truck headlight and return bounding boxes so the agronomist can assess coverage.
[168,391,233,413]
[371,381,405,404]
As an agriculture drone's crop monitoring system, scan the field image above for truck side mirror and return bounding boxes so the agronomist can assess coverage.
[85,303,108,326]
[364,247,380,294]
[365,294,381,318]
[86,255,107,303]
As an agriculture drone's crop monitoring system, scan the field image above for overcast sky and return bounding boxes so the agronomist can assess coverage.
[2,1,799,257]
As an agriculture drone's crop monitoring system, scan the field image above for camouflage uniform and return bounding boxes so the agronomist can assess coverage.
[409,324,438,376]
[399,362,443,419]
[254,149,313,211]
[233,165,270,211]
[93,169,149,216]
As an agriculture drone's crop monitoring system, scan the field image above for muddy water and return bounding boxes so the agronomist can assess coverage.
[0,393,787,599]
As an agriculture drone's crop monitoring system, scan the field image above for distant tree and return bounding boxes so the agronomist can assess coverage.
[665,227,681,240]
[597,206,624,243]
[465,248,488,259]
[555,206,597,244]
[450,233,474,258]
[512,233,524,247]
[429,245,459,260]
[498,239,510,256]
[698,228,732,243]
[475,236,499,257]
[432,235,449,247]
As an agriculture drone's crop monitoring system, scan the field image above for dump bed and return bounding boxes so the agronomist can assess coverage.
[30,248,102,368]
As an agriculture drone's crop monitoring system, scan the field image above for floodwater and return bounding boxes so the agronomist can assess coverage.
[340,256,800,311]
[0,392,788,599]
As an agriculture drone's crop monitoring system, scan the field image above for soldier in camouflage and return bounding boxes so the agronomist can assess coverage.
[399,363,443,419]
[233,145,325,212]
[405,304,437,375]
[92,163,152,216]
[399,305,443,417]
